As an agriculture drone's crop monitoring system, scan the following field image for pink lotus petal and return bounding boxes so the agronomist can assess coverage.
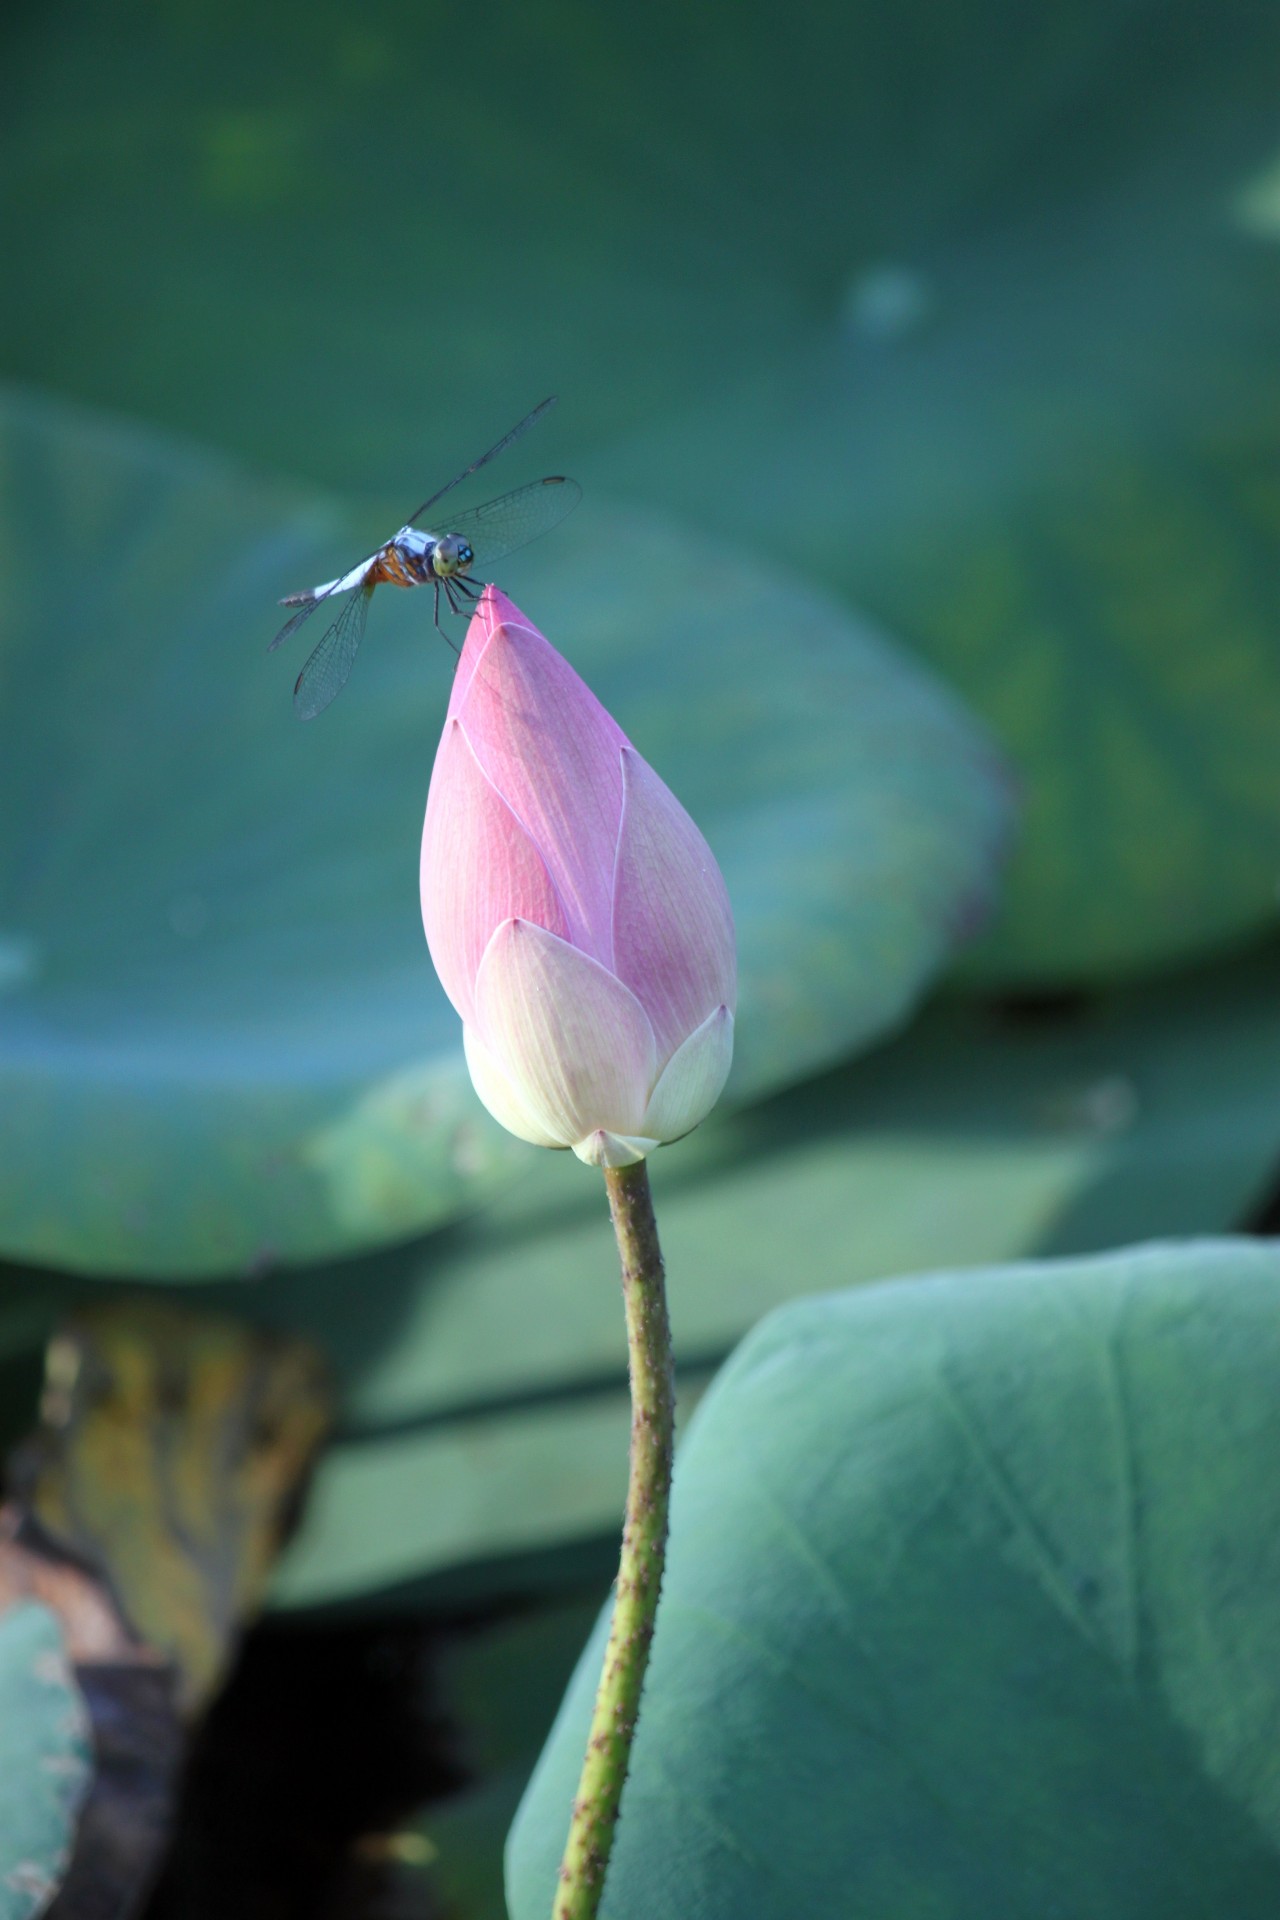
[450,590,628,964]
[611,747,737,1061]
[462,1023,567,1149]
[641,1005,734,1144]
[473,918,658,1149]
[424,591,738,1163]
[422,718,569,1028]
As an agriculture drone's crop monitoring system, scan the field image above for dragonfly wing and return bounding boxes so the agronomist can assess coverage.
[270,555,378,651]
[270,593,326,653]
[445,476,582,572]
[405,397,558,526]
[292,585,374,721]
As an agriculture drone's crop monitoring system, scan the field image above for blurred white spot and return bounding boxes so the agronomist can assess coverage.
[1231,149,1280,238]
[1083,1076,1138,1134]
[354,1831,438,1868]
[168,891,210,939]
[6,1865,52,1900]
[450,1120,490,1179]
[0,933,38,993]
[1038,1074,1139,1136]
[842,264,933,341]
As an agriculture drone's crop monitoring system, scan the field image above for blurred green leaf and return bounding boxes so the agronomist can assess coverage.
[0,0,1163,494]
[0,1603,92,1920]
[600,15,1280,981]
[0,385,1006,1275]
[508,1239,1280,1919]
[6,947,1276,1610]
[3,5,1273,995]
[252,943,1280,1610]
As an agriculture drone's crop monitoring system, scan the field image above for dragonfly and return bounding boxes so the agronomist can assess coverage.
[270,396,580,720]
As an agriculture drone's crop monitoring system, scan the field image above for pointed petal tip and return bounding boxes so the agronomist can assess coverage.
[455,587,543,699]
[641,1004,734,1143]
[474,583,534,639]
[572,1130,658,1168]
[473,917,658,1148]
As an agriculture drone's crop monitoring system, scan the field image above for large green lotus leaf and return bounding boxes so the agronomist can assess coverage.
[508,1239,1280,1918]
[2,948,1278,1611]
[253,943,1280,1610]
[597,21,1280,983]
[0,386,1007,1275]
[0,0,1154,495]
[0,1603,92,1920]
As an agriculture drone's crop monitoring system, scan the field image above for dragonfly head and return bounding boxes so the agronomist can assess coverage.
[433,533,474,579]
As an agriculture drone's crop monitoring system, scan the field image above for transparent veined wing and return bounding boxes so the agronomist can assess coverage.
[439,475,582,573]
[405,396,558,527]
[270,554,378,653]
[292,584,375,721]
[270,589,332,654]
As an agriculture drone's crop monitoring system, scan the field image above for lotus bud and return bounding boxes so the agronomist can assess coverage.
[421,588,736,1168]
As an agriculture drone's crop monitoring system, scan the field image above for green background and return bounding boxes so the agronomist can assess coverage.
[2,0,1280,1912]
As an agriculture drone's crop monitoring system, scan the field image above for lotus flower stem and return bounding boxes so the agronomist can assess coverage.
[555,1159,674,1920]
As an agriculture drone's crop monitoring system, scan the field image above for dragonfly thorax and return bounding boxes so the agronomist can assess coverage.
[388,526,474,584]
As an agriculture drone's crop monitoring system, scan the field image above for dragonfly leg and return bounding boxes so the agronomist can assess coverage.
[432,581,461,657]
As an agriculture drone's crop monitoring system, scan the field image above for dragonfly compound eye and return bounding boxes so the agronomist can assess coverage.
[433,534,471,577]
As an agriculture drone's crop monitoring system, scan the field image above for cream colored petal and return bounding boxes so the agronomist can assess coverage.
[474,919,657,1147]
[572,1130,659,1168]
[641,1005,734,1143]
[462,1022,567,1149]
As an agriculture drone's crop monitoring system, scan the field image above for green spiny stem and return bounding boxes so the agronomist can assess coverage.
[553,1159,674,1920]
